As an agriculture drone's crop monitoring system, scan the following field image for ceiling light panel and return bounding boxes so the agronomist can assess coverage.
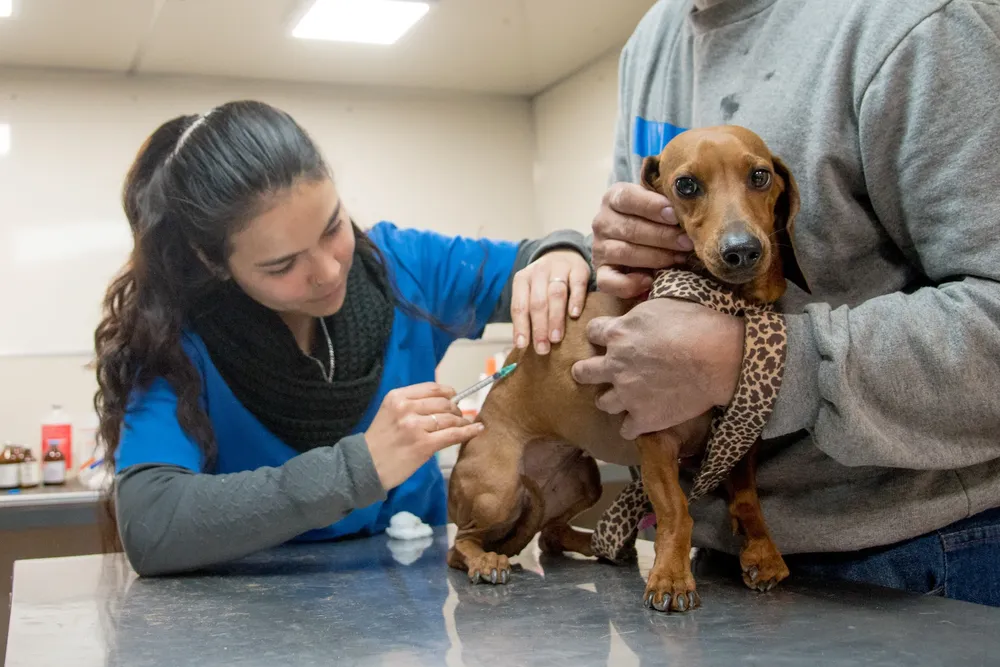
[292,0,430,46]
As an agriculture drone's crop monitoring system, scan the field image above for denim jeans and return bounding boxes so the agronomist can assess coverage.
[697,506,1000,607]
[782,506,1000,607]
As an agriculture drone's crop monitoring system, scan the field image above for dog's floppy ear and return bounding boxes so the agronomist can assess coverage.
[640,155,662,193]
[772,156,810,294]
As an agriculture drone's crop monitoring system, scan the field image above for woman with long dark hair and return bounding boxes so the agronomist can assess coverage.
[94,100,592,576]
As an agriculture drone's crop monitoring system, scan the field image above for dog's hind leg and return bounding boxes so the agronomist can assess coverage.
[447,419,544,585]
[538,454,602,557]
[726,442,789,592]
[492,475,547,556]
[448,476,544,585]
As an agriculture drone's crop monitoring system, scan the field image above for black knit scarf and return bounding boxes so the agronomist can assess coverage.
[190,248,395,453]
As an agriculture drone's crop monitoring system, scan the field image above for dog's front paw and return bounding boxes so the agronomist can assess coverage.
[643,569,700,613]
[739,538,789,592]
[467,552,511,585]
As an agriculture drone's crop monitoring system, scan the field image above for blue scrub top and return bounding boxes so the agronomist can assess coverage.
[115,222,520,541]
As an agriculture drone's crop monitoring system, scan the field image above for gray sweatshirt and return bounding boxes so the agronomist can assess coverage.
[115,231,591,576]
[613,0,1000,554]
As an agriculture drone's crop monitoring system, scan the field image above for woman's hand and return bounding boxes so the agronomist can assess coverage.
[511,249,591,355]
[570,299,744,440]
[365,383,484,490]
[592,182,693,299]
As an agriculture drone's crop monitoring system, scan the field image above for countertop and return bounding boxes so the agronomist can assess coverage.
[0,479,100,531]
[0,466,628,510]
[0,479,99,508]
[6,525,1000,667]
[0,464,627,533]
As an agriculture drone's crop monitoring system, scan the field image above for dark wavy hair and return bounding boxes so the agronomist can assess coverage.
[94,100,481,551]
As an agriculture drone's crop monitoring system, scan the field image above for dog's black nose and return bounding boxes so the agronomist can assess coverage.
[719,230,762,269]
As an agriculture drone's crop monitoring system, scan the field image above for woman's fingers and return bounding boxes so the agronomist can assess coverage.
[529,268,551,354]
[422,412,469,433]
[547,276,569,344]
[567,263,589,319]
[511,272,531,349]
[395,382,455,401]
[510,250,591,352]
[427,421,485,452]
[412,396,463,418]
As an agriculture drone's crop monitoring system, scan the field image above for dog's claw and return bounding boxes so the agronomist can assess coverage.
[739,538,790,593]
[643,569,698,614]
[466,553,510,586]
[742,573,783,592]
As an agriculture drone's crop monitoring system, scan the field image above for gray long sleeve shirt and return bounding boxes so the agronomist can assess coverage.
[613,0,1000,554]
[116,231,591,576]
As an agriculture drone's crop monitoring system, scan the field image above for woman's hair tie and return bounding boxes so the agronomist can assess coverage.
[169,109,214,162]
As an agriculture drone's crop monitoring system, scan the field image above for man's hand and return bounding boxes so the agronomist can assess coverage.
[571,299,744,440]
[592,182,693,298]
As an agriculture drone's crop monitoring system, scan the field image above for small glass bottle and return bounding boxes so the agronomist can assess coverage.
[0,444,19,490]
[19,447,42,488]
[42,440,66,485]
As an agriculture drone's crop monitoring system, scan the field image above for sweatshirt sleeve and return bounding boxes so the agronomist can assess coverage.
[610,41,635,186]
[115,434,386,577]
[762,1,1000,469]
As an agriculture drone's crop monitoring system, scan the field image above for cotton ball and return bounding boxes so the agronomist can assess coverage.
[387,535,434,565]
[386,511,433,540]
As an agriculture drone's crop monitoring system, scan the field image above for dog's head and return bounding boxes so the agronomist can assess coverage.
[640,125,810,303]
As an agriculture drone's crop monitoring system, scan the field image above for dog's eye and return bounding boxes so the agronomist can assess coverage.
[674,177,700,198]
[750,169,771,189]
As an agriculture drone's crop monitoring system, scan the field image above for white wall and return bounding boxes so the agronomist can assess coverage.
[0,67,538,355]
[0,50,624,456]
[0,67,536,451]
[532,49,622,235]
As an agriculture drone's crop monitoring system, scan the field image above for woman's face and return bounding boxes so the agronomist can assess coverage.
[226,176,356,319]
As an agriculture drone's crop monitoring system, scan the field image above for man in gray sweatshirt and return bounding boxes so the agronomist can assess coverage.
[572,0,1000,605]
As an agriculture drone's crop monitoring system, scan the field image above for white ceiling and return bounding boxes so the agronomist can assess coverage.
[0,0,656,96]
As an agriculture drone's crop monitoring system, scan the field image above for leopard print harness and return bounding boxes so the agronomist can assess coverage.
[590,268,789,564]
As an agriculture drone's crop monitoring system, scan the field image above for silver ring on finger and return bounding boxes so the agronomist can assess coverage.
[549,277,567,285]
[429,414,440,431]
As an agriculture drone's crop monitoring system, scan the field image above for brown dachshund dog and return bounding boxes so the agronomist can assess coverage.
[446,126,810,612]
